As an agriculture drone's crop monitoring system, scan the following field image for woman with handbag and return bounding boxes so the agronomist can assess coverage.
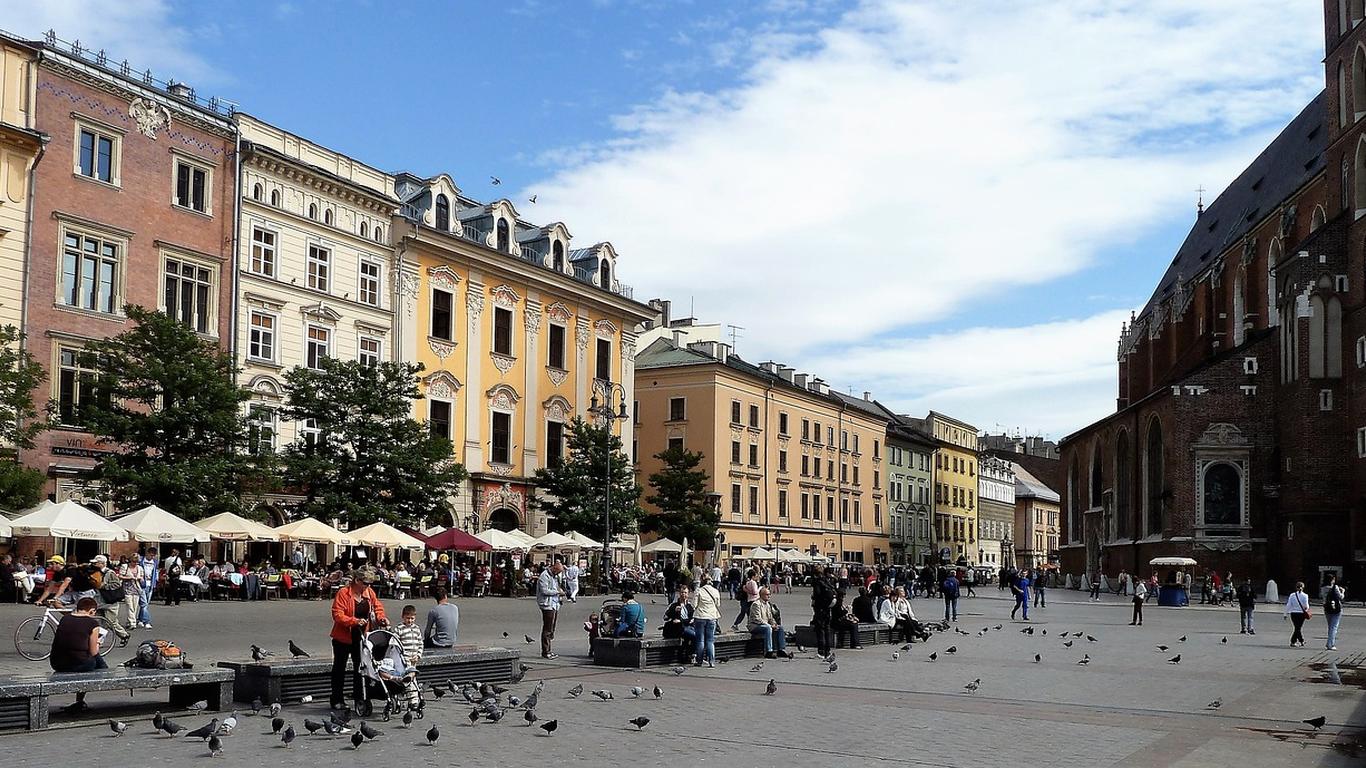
[1323,576,1347,651]
[1283,581,1311,648]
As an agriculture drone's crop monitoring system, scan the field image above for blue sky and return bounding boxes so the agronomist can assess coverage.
[7,1,1328,439]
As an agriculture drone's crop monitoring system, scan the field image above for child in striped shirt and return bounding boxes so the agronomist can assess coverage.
[392,604,423,710]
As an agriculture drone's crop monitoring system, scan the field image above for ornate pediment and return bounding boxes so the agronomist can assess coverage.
[545,302,572,324]
[423,370,462,400]
[595,319,618,337]
[487,384,520,410]
[490,284,521,308]
[300,303,343,322]
[428,265,461,292]
[247,374,282,399]
[1194,422,1248,448]
[543,395,572,422]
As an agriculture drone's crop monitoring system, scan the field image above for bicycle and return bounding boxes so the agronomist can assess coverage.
[13,603,119,661]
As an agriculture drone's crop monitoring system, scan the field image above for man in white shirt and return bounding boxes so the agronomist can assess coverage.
[564,561,580,603]
[536,560,565,659]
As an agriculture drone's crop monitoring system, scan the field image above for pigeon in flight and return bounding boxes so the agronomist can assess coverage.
[539,719,558,735]
[108,719,127,737]
[426,724,440,745]
[629,716,650,730]
[490,176,501,186]
[1303,716,1327,731]
[766,679,777,696]
[528,195,537,204]
[1167,655,1182,664]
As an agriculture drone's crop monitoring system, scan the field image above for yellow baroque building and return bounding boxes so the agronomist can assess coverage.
[908,411,980,564]
[390,172,653,535]
[0,38,42,340]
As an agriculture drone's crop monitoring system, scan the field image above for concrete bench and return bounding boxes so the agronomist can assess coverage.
[592,631,769,668]
[791,622,895,649]
[0,666,234,731]
[219,645,519,704]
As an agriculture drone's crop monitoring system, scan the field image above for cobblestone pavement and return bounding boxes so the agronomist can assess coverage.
[1,588,1363,766]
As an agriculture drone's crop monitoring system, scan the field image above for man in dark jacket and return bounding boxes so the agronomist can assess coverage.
[809,565,836,656]
[851,586,876,624]
[1235,578,1257,635]
[941,572,960,622]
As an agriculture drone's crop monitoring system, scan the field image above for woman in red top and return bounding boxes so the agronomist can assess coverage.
[329,568,387,710]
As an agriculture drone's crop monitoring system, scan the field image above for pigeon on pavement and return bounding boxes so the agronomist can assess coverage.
[271,716,285,734]
[161,719,187,737]
[208,733,223,758]
[1077,655,1091,666]
[671,666,687,676]
[766,679,777,695]
[426,724,440,745]
[568,683,584,698]
[281,724,296,748]
[185,718,219,740]
[1303,716,1327,731]
[302,719,323,736]
[653,686,662,700]
[1206,699,1222,710]
[1168,655,1182,664]
[630,687,644,698]
[251,645,273,662]
[539,719,558,735]
[350,731,364,749]
[468,708,480,726]
[524,709,539,726]
[108,719,127,737]
[629,716,650,730]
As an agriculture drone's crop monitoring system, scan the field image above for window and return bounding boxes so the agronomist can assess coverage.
[827,426,834,445]
[493,306,513,356]
[801,419,810,440]
[779,449,788,472]
[496,219,510,253]
[270,189,279,207]
[827,461,834,481]
[667,436,684,452]
[306,325,330,369]
[1321,389,1334,411]
[779,412,788,435]
[668,397,686,421]
[749,404,759,428]
[749,486,758,516]
[60,231,120,314]
[491,411,512,464]
[599,260,611,289]
[633,400,640,424]
[841,430,848,450]
[552,241,565,272]
[813,456,821,477]
[300,418,321,452]
[163,257,214,334]
[826,496,834,521]
[308,203,318,220]
[252,183,262,201]
[360,221,368,239]
[1358,427,1366,458]
[873,469,878,488]
[1357,336,1366,367]
[801,454,809,476]
[374,225,383,242]
[435,194,450,231]
[358,260,381,306]
[429,400,452,440]
[841,463,848,483]
[250,228,276,277]
[731,441,741,464]
[248,311,275,361]
[841,498,849,524]
[814,423,822,444]
[358,336,381,366]
[596,339,611,380]
[174,159,209,213]
[853,500,861,526]
[730,401,742,424]
[77,126,116,183]
[57,346,99,426]
[307,244,330,292]
[547,420,565,466]
[247,405,276,454]
[731,484,741,515]
[430,289,453,340]
[800,492,809,519]
[323,208,333,226]
[873,440,879,459]
[1201,462,1242,531]
[548,324,566,369]
[748,444,758,467]
[778,490,788,518]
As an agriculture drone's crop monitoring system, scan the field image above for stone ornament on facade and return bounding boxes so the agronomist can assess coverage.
[491,284,521,308]
[491,353,516,375]
[428,265,460,293]
[524,307,542,335]
[397,271,420,312]
[594,319,618,338]
[423,371,462,400]
[428,338,457,359]
[488,463,514,477]
[487,383,520,411]
[545,302,572,324]
[128,97,170,138]
[466,288,485,321]
[575,318,591,357]
[543,395,571,423]
[482,481,525,515]
[546,368,568,387]
[1194,422,1249,447]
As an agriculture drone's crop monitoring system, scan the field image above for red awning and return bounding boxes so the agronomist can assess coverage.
[409,527,492,552]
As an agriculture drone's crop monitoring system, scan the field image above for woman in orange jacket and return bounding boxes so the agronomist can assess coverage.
[329,567,387,709]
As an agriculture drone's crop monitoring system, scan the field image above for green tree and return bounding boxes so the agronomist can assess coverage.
[532,417,641,540]
[280,357,466,527]
[0,325,50,512]
[642,446,719,551]
[79,306,261,519]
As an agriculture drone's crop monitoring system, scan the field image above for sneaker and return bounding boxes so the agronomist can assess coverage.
[142,623,153,629]
[542,652,559,660]
[1239,629,1246,634]
[706,661,715,668]
[1249,630,1255,635]
[1328,646,1338,650]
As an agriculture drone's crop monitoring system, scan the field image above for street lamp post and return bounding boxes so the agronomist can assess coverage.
[590,383,629,594]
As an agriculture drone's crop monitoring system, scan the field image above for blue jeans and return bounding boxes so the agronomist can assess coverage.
[733,598,749,628]
[693,619,716,664]
[138,584,152,625]
[1240,607,1255,633]
[1327,612,1343,648]
[750,624,786,653]
[944,596,958,621]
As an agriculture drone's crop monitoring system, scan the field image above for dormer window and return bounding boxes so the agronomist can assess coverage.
[599,260,611,289]
[552,241,564,272]
[496,218,510,253]
[435,194,450,231]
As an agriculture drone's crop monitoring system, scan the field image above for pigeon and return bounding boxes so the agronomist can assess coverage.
[508,695,521,707]
[670,666,687,676]
[208,733,223,758]
[1303,716,1327,731]
[1077,655,1091,666]
[528,195,537,204]
[591,689,614,701]
[1086,635,1098,643]
[946,646,958,654]
[524,634,534,644]
[1034,654,1042,663]
[539,719,558,735]
[188,700,209,714]
[359,721,382,740]
[1063,640,1073,648]
[426,724,439,745]
[431,687,446,700]
[964,679,981,693]
[795,643,806,653]
[533,679,545,694]
[251,697,263,716]
[523,691,540,710]
[1020,627,1034,635]
[303,719,323,736]
[219,711,238,734]
[568,684,584,698]
[251,645,273,662]
[928,652,938,661]
[161,719,187,737]
[402,710,414,728]
[447,680,459,694]
[1220,636,1227,644]
[185,718,219,740]
[108,719,127,737]
[994,625,1003,630]
[490,176,501,185]
[271,716,285,734]
[468,708,480,726]
[486,708,506,724]
[652,686,662,700]
[1167,655,1182,664]
[1206,699,1222,710]
[827,660,838,673]
[524,709,539,726]
[281,724,296,747]
[330,708,353,725]
[1074,631,1085,638]
[502,631,510,638]
[322,720,351,736]
[891,651,900,661]
[351,730,364,749]
[288,640,310,658]
[1156,645,1169,652]
[152,711,164,732]
[1177,635,1187,643]
[630,687,644,698]
[749,662,764,673]
[629,716,650,730]
[900,644,912,652]
[765,679,777,696]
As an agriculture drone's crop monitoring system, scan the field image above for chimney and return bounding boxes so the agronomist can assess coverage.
[810,377,828,395]
[778,366,795,383]
[671,329,687,347]
[658,299,671,328]
[687,340,718,359]
[167,81,194,101]
[863,391,871,401]
[792,373,809,388]
[715,343,731,361]
[760,361,779,374]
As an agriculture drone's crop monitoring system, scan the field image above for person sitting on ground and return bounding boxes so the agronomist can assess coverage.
[615,591,646,638]
[747,587,792,659]
[424,588,459,648]
[831,588,863,649]
[50,596,107,713]
[662,585,696,642]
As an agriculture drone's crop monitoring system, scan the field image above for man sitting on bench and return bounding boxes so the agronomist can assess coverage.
[50,596,107,714]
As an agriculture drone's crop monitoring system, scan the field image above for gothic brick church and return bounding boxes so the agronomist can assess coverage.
[1059,3,1366,592]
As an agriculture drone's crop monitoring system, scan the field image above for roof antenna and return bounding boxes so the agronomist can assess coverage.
[726,324,744,352]
[1196,185,1205,217]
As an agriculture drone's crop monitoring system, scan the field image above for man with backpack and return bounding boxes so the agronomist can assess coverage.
[941,571,960,623]
[1323,575,1347,651]
[1235,577,1257,635]
[162,548,184,606]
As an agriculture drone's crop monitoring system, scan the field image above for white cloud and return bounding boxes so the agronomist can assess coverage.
[528,1,1324,432]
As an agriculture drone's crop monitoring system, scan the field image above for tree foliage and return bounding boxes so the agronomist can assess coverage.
[532,417,641,540]
[643,446,719,551]
[0,324,50,450]
[280,357,466,527]
[79,306,259,519]
[0,460,45,512]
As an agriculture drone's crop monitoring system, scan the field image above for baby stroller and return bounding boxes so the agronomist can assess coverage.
[356,627,423,720]
[584,598,624,657]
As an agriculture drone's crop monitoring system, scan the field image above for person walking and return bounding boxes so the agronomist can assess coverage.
[1131,578,1147,625]
[161,548,184,607]
[809,565,837,658]
[117,555,142,632]
[941,570,960,623]
[329,568,387,710]
[1235,578,1257,635]
[692,573,721,667]
[564,560,580,603]
[1012,570,1030,621]
[1323,575,1346,651]
[138,547,156,628]
[731,569,759,632]
[536,559,565,659]
[1118,569,1129,597]
[1034,571,1047,608]
[1283,581,1311,648]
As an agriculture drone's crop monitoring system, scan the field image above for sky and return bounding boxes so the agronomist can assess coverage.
[3,0,1328,440]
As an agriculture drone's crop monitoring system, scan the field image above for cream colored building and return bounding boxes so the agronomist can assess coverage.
[634,336,891,564]
[234,114,399,457]
[390,172,653,535]
[0,39,42,339]
[1012,461,1061,568]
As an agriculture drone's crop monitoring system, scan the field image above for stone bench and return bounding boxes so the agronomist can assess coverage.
[592,631,769,668]
[219,645,519,704]
[791,622,895,649]
[0,666,234,731]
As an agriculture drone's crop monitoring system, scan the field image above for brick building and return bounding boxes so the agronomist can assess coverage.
[19,36,236,513]
[1057,4,1366,591]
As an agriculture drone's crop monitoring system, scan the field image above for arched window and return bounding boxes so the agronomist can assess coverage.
[359,221,368,238]
[599,260,611,289]
[1310,205,1327,232]
[1232,270,1246,347]
[1354,46,1366,122]
[552,240,564,272]
[308,203,318,220]
[1344,1,1351,35]
[374,225,384,243]
[323,208,333,226]
[1115,430,1131,540]
[496,218,509,253]
[1310,278,1345,378]
[1089,443,1103,509]
[1355,138,1366,217]
[1267,239,1282,328]
[435,194,450,231]
[252,183,262,201]
[1068,458,1080,543]
[1354,0,1365,28]
[1201,462,1242,530]
[270,189,280,207]
[1341,61,1351,128]
[1144,418,1164,537]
